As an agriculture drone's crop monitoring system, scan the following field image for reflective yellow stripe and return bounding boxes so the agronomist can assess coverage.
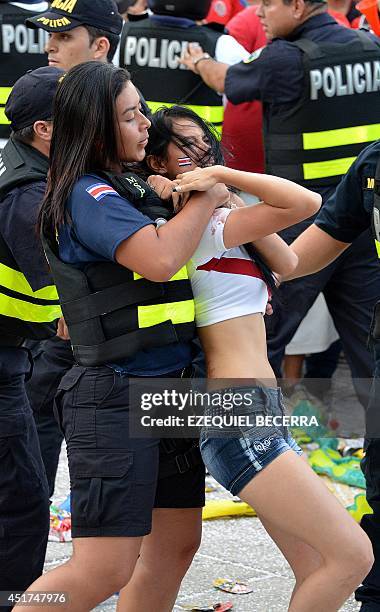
[0,108,10,126]
[0,293,61,322]
[303,157,356,180]
[147,101,224,124]
[0,87,12,105]
[134,265,189,282]
[303,124,380,150]
[137,299,194,328]
[0,263,59,300]
[375,239,380,259]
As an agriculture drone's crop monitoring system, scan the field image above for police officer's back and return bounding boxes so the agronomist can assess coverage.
[120,0,247,133]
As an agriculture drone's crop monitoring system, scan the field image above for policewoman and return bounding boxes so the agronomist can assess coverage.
[119,0,248,135]
[19,61,227,612]
[0,67,63,606]
[282,141,380,612]
[181,0,380,407]
[0,1,49,147]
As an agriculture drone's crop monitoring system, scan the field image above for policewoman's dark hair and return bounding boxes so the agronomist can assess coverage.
[144,105,277,295]
[40,61,131,233]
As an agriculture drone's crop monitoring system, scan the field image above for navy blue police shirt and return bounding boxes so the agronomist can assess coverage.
[0,180,54,291]
[58,174,192,376]
[225,13,370,106]
[315,141,380,242]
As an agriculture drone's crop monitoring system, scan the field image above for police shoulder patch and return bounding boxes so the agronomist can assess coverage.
[243,47,264,64]
[86,183,119,202]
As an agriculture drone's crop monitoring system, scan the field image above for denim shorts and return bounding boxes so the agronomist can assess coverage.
[200,385,302,496]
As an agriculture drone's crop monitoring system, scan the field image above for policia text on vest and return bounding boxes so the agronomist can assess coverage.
[265,32,380,187]
[0,3,48,144]
[120,20,224,132]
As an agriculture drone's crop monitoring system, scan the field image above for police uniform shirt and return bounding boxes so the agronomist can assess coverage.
[225,13,373,106]
[315,140,380,242]
[59,174,192,374]
[0,178,53,291]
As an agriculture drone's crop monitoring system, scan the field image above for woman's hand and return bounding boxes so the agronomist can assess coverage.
[147,175,176,200]
[174,166,225,193]
[56,317,70,340]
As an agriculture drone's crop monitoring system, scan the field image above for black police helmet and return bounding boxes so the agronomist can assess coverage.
[148,0,212,21]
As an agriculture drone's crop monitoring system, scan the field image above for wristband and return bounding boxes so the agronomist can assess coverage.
[192,53,212,68]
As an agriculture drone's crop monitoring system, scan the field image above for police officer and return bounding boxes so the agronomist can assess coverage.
[0,67,63,609]
[282,141,380,611]
[25,0,122,70]
[0,1,49,147]
[23,0,125,500]
[119,0,248,134]
[181,0,380,407]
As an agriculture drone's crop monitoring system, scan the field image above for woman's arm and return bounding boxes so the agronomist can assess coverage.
[115,183,229,282]
[174,166,321,246]
[251,234,298,276]
[228,192,298,276]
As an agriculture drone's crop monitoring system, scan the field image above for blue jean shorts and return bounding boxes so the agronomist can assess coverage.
[200,385,302,496]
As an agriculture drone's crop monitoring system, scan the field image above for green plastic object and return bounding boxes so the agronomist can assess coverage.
[347,493,373,522]
[308,448,366,488]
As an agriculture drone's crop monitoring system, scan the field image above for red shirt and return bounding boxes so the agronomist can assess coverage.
[206,0,247,26]
[223,6,266,173]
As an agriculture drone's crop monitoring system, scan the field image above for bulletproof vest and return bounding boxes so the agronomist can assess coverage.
[41,171,196,366]
[0,137,61,342]
[120,18,224,133]
[0,2,49,143]
[265,31,380,187]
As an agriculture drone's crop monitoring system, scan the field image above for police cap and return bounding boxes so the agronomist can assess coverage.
[148,0,213,21]
[25,0,123,35]
[5,67,64,132]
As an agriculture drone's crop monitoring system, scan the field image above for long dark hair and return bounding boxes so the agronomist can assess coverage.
[143,105,277,294]
[40,61,131,234]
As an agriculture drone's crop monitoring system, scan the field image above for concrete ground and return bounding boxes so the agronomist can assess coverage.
[47,358,365,611]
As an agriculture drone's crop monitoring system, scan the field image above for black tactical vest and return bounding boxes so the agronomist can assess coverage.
[0,137,61,342]
[0,2,48,143]
[120,18,224,133]
[41,171,196,367]
[265,31,380,187]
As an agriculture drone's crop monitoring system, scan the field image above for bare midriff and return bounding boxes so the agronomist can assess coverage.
[197,313,277,387]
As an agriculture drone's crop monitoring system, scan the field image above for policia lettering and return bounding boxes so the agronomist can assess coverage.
[120,20,224,133]
[42,173,196,367]
[0,3,48,141]
[310,62,380,99]
[265,32,380,187]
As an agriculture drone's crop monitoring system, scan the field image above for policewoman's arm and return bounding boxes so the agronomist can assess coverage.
[115,182,229,282]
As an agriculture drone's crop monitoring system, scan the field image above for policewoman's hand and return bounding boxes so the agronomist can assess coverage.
[147,175,175,200]
[174,166,225,192]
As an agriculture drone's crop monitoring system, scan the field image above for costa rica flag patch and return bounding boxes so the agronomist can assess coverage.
[86,183,119,202]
